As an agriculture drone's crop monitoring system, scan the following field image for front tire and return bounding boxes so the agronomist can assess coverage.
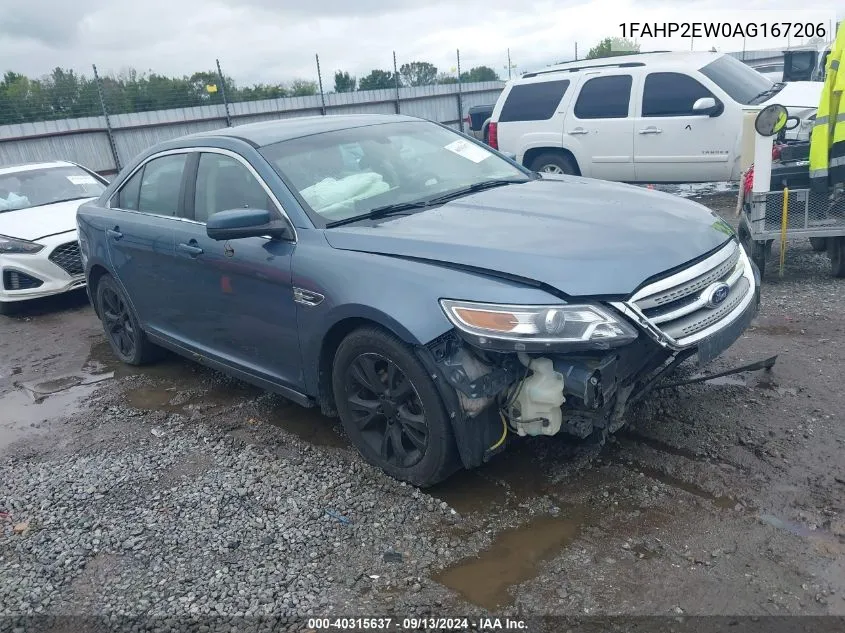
[96,274,159,365]
[529,152,578,176]
[810,237,827,252]
[331,327,460,487]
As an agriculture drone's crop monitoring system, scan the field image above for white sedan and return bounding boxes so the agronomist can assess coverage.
[0,161,108,314]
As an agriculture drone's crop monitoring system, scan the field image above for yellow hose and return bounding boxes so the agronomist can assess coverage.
[489,412,509,451]
[779,187,789,277]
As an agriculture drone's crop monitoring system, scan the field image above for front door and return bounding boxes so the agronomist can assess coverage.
[564,72,635,181]
[168,150,302,390]
[633,72,735,183]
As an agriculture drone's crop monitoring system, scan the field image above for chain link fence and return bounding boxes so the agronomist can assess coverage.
[0,50,515,128]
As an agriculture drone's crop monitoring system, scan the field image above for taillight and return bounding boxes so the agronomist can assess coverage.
[488,121,498,149]
[464,115,471,129]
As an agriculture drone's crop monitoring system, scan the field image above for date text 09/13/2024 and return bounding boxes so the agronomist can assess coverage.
[618,22,827,39]
[306,617,528,630]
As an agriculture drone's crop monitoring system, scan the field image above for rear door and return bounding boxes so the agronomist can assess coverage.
[168,149,302,390]
[633,71,733,183]
[106,152,187,333]
[564,72,635,181]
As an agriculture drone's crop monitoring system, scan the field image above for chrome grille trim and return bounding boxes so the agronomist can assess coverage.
[611,240,757,350]
[635,244,741,310]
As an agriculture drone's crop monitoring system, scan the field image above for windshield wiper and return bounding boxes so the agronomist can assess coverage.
[324,179,528,228]
[325,200,431,228]
[424,178,528,206]
[748,82,785,105]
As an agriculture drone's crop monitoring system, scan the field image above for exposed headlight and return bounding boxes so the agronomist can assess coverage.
[0,234,44,255]
[439,299,638,351]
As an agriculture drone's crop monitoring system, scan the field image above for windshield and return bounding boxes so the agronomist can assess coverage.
[259,120,528,224]
[0,165,107,213]
[699,55,776,105]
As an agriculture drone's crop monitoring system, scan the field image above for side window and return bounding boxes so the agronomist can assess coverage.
[573,75,632,119]
[499,80,570,122]
[137,154,188,216]
[116,168,143,210]
[642,72,715,117]
[194,153,274,223]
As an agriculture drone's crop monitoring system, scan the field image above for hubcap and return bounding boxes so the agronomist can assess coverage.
[345,353,428,468]
[541,164,564,174]
[101,287,136,358]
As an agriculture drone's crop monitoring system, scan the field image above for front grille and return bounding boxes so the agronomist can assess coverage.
[629,241,753,346]
[49,241,84,276]
[3,270,43,290]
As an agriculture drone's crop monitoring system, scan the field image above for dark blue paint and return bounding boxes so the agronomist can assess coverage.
[77,114,735,405]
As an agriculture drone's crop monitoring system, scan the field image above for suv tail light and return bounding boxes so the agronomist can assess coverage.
[464,115,471,130]
[488,121,498,149]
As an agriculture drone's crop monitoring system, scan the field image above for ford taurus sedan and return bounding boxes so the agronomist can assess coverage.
[77,114,760,487]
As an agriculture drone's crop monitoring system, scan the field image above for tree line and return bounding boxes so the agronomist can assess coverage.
[0,62,501,126]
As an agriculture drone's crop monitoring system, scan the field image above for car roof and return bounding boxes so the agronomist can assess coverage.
[179,113,425,148]
[518,51,724,80]
[0,160,76,175]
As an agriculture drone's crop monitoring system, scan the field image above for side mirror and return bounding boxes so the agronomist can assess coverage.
[755,103,789,137]
[502,151,517,161]
[784,116,801,131]
[692,97,719,116]
[206,208,293,241]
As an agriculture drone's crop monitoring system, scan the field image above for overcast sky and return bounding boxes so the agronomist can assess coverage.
[0,0,840,86]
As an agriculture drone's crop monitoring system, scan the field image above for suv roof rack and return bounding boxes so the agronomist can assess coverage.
[522,61,645,78]
[520,51,675,79]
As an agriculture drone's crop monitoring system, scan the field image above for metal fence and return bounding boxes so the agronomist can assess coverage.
[0,51,508,176]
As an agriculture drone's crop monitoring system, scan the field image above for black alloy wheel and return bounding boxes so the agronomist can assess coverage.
[344,352,428,469]
[332,327,460,487]
[96,275,159,365]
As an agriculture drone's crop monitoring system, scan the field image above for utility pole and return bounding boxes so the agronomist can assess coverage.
[507,48,512,79]
[575,42,578,61]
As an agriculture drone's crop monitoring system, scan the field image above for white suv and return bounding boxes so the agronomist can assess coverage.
[488,52,822,184]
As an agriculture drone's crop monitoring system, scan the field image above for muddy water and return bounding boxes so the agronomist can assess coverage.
[433,511,583,610]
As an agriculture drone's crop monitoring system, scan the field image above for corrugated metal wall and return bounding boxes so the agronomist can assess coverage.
[0,82,505,175]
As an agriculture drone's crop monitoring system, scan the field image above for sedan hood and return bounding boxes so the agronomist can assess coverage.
[0,198,93,241]
[323,177,734,297]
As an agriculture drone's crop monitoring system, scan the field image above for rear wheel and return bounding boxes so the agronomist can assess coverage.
[96,275,160,365]
[529,152,578,176]
[829,237,845,278]
[810,237,828,252]
[331,327,460,487]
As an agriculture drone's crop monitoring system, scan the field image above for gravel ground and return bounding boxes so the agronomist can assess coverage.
[1,195,844,630]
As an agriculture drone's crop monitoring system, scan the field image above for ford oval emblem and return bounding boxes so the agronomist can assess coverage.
[704,282,730,309]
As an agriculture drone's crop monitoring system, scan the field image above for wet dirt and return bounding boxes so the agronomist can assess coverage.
[433,510,583,611]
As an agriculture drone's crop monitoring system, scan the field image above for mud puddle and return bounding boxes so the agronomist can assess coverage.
[433,509,584,610]
[0,381,100,453]
[758,514,845,548]
[430,441,556,514]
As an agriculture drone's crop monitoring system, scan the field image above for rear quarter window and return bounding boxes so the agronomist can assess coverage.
[499,80,570,122]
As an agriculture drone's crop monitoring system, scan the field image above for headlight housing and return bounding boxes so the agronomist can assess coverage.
[439,299,638,351]
[0,234,44,255]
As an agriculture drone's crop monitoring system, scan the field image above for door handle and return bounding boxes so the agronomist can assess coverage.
[177,242,204,257]
[106,227,123,240]
[568,128,589,135]
[638,127,663,134]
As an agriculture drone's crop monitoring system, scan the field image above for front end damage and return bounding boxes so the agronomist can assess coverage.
[415,239,762,471]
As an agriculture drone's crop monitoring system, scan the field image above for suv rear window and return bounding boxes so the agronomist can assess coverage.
[499,80,570,122]
[574,75,632,119]
[642,72,714,117]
